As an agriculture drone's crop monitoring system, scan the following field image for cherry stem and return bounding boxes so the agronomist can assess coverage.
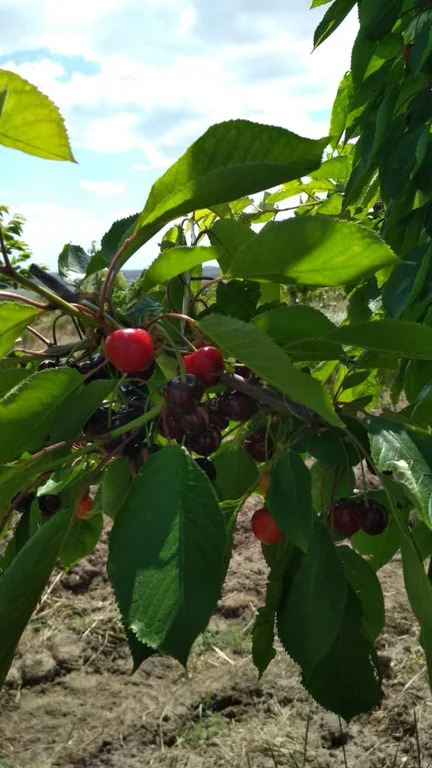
[26,325,52,346]
[101,402,163,440]
[0,291,50,310]
[146,312,199,332]
[98,233,139,319]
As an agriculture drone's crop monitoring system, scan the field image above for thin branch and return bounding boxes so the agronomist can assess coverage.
[0,226,12,271]
[0,290,51,310]
[26,325,51,346]
[221,372,319,423]
[98,233,139,318]
[29,264,81,303]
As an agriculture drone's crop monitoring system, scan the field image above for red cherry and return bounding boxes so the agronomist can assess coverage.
[330,499,360,538]
[357,500,388,536]
[183,346,224,387]
[251,507,283,546]
[75,496,93,519]
[105,328,154,373]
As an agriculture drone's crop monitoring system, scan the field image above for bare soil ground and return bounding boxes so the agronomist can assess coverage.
[1,497,432,768]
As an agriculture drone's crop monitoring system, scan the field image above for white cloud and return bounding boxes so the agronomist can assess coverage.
[1,2,358,168]
[80,180,125,196]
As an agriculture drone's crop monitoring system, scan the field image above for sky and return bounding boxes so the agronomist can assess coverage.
[0,0,358,270]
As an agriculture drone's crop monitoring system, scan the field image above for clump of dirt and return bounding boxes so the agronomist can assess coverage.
[1,496,431,768]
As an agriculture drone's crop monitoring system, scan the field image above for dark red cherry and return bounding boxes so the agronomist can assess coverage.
[180,406,210,436]
[244,429,274,462]
[38,494,61,516]
[357,499,388,536]
[194,457,217,482]
[187,427,222,457]
[330,499,361,538]
[164,375,203,413]
[158,409,184,440]
[38,359,59,371]
[206,399,229,430]
[220,391,257,422]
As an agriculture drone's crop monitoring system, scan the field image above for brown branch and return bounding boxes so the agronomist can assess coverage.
[26,325,51,346]
[221,372,319,423]
[98,233,139,318]
[0,226,12,272]
[0,290,51,310]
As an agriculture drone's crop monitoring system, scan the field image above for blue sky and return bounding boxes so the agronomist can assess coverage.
[0,0,358,270]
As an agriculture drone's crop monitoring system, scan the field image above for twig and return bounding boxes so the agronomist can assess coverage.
[26,325,51,346]
[221,372,318,422]
[0,225,12,271]
[98,232,139,318]
[146,312,199,332]
[29,263,81,303]
[189,274,226,313]
[0,290,50,310]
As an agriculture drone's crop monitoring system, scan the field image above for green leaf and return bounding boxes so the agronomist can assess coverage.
[253,305,343,361]
[229,219,398,287]
[0,301,43,357]
[86,214,139,275]
[208,219,256,273]
[338,546,385,641]
[329,72,353,148]
[327,320,432,359]
[50,379,116,443]
[0,367,82,463]
[396,509,432,689]
[213,446,258,502]
[358,0,403,41]
[141,246,221,291]
[119,121,328,266]
[0,505,73,688]
[313,0,357,48]
[214,279,260,322]
[102,457,132,520]
[252,540,292,678]
[108,445,226,665]
[311,463,355,514]
[0,368,30,396]
[58,244,90,285]
[380,126,429,201]
[304,590,383,721]
[277,522,347,673]
[383,245,431,318]
[267,452,314,552]
[199,314,343,427]
[0,69,74,161]
[60,513,103,570]
[370,418,432,528]
[351,517,401,571]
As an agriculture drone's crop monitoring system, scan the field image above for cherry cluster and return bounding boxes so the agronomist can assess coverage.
[331,497,388,537]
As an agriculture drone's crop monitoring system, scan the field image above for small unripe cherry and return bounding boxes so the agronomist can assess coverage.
[251,507,283,546]
[76,496,93,519]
